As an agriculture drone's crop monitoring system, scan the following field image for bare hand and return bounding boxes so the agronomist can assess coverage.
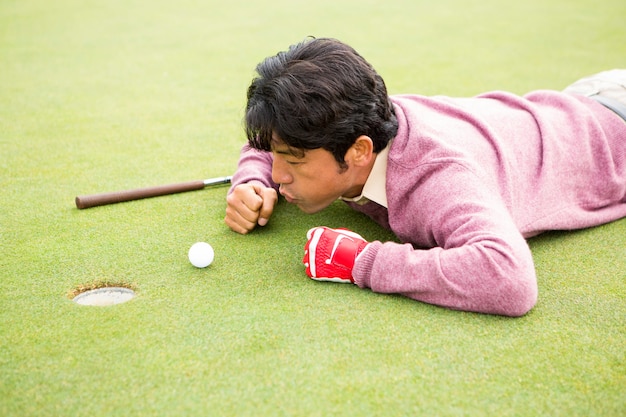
[224,182,278,234]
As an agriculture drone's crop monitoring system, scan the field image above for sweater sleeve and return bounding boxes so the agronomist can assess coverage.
[228,144,277,194]
[352,162,538,316]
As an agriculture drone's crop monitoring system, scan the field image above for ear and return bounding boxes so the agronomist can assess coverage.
[347,135,375,167]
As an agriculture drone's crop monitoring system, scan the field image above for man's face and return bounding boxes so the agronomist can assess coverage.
[270,140,361,214]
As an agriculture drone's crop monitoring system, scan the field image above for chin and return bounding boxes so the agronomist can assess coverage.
[296,202,331,214]
[297,205,323,215]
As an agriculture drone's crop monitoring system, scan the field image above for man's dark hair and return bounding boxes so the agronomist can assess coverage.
[245,37,398,166]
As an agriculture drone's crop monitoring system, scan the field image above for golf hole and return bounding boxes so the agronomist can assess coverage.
[70,282,136,306]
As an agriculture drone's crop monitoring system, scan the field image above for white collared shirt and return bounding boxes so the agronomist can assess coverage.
[340,144,389,208]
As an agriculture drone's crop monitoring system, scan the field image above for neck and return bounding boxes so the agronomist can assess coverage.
[341,154,377,198]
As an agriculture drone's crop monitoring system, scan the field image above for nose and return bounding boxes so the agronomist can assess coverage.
[271,158,293,185]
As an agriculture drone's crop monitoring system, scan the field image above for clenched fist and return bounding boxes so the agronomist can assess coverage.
[225,181,278,234]
[303,226,370,283]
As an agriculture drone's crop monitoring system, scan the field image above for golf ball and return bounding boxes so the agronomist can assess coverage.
[188,242,214,268]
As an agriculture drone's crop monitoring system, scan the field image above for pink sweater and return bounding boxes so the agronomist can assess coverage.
[231,91,626,316]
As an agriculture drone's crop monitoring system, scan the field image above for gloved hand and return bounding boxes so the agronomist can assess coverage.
[303,226,369,283]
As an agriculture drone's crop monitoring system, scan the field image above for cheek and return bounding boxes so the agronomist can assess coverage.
[302,170,345,198]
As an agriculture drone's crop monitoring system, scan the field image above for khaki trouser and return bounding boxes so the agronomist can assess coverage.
[563,69,626,121]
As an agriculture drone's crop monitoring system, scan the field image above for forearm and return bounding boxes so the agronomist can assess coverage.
[229,145,276,192]
[353,237,538,316]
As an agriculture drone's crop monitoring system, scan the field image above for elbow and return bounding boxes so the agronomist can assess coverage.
[498,275,538,317]
[477,240,539,317]
[489,262,538,317]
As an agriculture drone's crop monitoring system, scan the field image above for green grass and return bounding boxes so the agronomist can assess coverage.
[1,0,625,416]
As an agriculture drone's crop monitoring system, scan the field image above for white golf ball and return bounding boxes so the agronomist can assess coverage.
[188,242,215,268]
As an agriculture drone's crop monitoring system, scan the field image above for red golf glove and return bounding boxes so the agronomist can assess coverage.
[303,226,369,283]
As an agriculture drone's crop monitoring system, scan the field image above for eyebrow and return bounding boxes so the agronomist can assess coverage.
[271,142,303,158]
[270,134,307,158]
[273,147,292,155]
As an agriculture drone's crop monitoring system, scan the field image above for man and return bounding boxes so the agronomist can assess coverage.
[224,38,626,316]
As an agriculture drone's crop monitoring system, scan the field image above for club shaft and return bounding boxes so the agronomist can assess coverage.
[75,176,232,209]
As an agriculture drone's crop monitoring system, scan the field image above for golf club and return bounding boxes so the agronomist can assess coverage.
[75,176,232,209]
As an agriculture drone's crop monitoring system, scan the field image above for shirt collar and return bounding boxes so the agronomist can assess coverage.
[340,143,390,208]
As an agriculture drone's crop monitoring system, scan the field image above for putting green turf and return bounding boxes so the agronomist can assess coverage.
[1,0,625,415]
